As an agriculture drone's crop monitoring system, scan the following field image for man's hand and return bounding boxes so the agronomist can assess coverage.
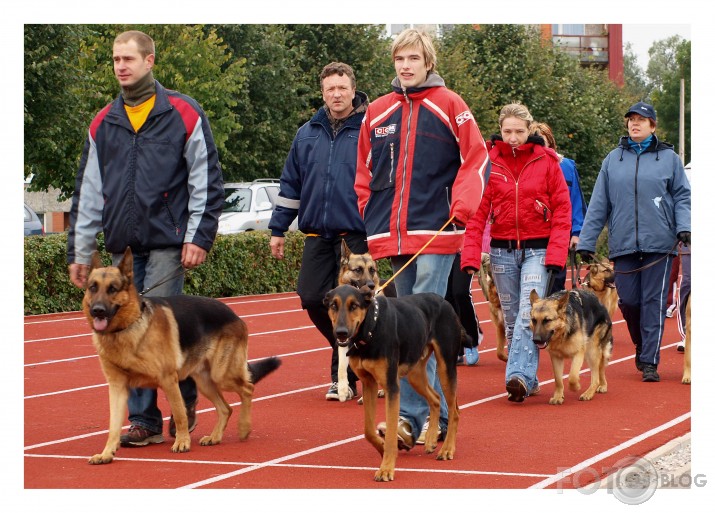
[677,231,691,246]
[182,243,207,269]
[68,263,90,288]
[576,250,595,263]
[569,235,580,250]
[270,236,285,260]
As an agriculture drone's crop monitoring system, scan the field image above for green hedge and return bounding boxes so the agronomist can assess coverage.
[23,231,394,316]
[23,228,607,316]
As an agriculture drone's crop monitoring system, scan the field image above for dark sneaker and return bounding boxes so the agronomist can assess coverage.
[506,377,527,402]
[377,416,414,450]
[325,382,339,400]
[120,424,164,447]
[169,401,198,437]
[642,364,660,382]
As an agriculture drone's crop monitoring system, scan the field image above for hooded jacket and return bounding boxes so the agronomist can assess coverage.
[355,73,489,259]
[578,135,690,258]
[67,80,224,264]
[269,91,369,239]
[461,135,572,271]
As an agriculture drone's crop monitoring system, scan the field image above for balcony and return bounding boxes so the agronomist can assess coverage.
[552,34,609,64]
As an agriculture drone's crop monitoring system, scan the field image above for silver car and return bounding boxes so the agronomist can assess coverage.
[217,179,298,234]
[24,203,44,236]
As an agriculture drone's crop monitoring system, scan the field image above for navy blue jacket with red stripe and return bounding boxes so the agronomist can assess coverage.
[67,81,224,264]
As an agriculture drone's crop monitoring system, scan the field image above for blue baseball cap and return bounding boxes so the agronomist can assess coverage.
[625,102,656,121]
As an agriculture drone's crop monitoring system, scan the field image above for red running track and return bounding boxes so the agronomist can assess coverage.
[24,276,691,496]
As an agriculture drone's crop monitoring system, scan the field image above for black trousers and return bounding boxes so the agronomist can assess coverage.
[297,233,368,385]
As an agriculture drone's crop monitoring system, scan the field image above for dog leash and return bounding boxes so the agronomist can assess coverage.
[139,265,187,296]
[569,248,580,289]
[375,215,456,296]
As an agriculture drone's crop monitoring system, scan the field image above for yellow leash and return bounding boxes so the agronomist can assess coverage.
[375,215,456,296]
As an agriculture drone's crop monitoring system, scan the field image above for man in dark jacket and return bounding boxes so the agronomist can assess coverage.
[67,30,224,446]
[269,62,368,401]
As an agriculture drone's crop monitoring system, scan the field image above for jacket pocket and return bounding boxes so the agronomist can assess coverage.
[162,192,181,235]
[369,139,399,192]
[534,199,551,222]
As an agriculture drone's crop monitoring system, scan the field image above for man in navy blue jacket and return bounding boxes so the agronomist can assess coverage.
[269,62,368,401]
[68,30,224,446]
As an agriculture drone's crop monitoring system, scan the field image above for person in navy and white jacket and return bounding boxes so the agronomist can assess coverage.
[67,30,224,447]
[577,102,691,383]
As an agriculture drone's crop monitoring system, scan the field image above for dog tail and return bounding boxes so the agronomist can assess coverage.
[248,356,282,384]
[461,328,475,349]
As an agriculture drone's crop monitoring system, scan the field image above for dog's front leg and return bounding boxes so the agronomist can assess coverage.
[549,353,565,405]
[376,389,400,482]
[89,381,129,464]
[161,375,191,453]
[337,345,350,401]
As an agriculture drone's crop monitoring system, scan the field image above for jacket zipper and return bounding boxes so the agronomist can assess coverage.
[634,152,640,250]
[389,143,395,184]
[397,89,412,253]
[499,151,544,248]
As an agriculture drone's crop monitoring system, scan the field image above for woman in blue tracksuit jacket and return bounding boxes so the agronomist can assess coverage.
[577,102,690,383]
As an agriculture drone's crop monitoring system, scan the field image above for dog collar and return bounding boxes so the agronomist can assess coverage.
[354,296,380,347]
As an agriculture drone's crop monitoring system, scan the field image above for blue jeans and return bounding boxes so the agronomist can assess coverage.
[112,248,197,433]
[390,253,455,437]
[489,247,549,393]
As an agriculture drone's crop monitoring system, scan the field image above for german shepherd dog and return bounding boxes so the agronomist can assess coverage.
[335,240,393,402]
[580,257,618,318]
[83,247,281,464]
[682,294,691,384]
[477,253,507,362]
[529,289,613,405]
[324,284,466,481]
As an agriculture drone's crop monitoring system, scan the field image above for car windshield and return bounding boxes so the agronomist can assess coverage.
[223,188,251,212]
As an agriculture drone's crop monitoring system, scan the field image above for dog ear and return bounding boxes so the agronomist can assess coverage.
[529,289,540,305]
[89,251,103,272]
[323,289,335,308]
[557,291,570,312]
[118,247,134,279]
[340,239,352,264]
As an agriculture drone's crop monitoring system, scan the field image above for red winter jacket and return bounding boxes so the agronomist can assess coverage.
[461,136,571,271]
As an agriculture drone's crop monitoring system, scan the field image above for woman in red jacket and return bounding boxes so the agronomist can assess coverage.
[462,103,571,403]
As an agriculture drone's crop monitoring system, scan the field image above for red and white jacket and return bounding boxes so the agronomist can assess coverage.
[355,73,489,260]
[461,136,571,271]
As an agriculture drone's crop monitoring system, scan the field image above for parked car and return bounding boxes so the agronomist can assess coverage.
[24,203,44,236]
[217,179,298,235]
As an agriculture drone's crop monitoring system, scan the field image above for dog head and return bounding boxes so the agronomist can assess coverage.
[339,239,380,291]
[83,247,140,333]
[585,258,615,291]
[529,289,570,350]
[323,284,374,347]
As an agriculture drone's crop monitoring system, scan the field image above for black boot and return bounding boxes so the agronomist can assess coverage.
[642,364,660,382]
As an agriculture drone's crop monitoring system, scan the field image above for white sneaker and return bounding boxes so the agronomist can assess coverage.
[416,417,443,445]
[666,304,677,318]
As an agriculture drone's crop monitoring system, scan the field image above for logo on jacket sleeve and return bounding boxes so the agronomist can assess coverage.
[374,124,397,137]
[455,110,474,126]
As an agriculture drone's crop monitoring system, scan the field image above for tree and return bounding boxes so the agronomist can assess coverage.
[648,37,690,163]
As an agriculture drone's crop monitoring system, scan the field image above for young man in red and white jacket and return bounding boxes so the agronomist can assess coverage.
[355,28,489,450]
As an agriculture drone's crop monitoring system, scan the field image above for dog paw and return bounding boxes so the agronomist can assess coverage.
[171,438,191,453]
[682,376,691,385]
[199,435,221,446]
[549,396,564,405]
[436,447,455,460]
[88,453,114,465]
[374,468,395,482]
[596,385,608,394]
[578,392,594,401]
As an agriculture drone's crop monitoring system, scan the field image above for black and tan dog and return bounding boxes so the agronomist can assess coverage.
[529,289,613,405]
[580,257,619,319]
[336,240,393,402]
[83,247,281,464]
[324,284,465,481]
[477,253,507,362]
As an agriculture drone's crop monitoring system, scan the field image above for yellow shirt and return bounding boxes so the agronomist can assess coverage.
[124,95,156,132]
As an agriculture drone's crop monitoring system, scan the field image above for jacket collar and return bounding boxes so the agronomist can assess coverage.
[107,80,172,126]
[390,71,446,97]
[311,90,368,133]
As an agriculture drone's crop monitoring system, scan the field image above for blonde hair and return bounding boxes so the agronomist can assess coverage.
[530,121,557,150]
[391,29,437,73]
[114,30,155,58]
[498,103,533,128]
